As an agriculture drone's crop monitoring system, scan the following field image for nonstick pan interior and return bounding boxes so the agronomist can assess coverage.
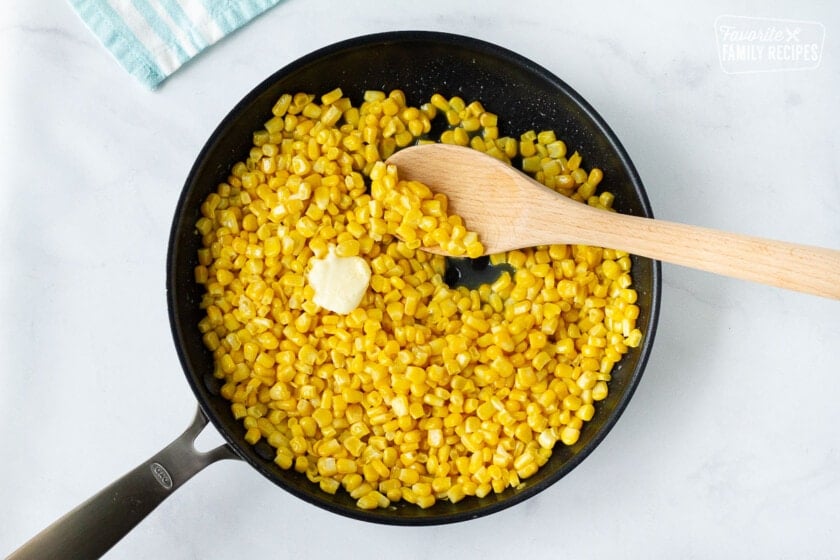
[167,30,661,525]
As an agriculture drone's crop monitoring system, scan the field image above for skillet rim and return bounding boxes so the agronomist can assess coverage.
[166,30,661,525]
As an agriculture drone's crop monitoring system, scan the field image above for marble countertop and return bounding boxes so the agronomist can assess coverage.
[2,1,839,558]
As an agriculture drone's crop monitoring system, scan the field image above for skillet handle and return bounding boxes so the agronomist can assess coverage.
[8,407,238,560]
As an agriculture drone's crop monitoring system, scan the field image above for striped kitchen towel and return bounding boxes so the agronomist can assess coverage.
[68,0,283,89]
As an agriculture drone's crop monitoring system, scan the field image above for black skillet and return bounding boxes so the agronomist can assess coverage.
[9,31,660,559]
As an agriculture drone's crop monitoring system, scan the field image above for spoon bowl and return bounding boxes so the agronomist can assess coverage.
[387,143,840,300]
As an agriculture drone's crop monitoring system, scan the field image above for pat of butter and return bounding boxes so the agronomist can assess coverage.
[307,250,371,314]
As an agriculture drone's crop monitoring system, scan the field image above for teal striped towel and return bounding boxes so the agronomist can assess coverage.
[68,0,282,89]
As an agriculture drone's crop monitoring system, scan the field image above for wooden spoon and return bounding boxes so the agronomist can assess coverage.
[386,143,840,300]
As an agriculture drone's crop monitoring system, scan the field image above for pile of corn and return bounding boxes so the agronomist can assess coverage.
[195,88,642,510]
[369,161,484,258]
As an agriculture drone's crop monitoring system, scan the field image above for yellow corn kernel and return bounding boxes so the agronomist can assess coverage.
[560,426,580,446]
[446,484,467,503]
[244,427,261,445]
[356,490,389,510]
[320,87,343,105]
[592,381,609,401]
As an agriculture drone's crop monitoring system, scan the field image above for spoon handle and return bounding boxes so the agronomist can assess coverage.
[552,202,840,299]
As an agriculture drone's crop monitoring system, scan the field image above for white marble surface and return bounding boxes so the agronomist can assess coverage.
[2,1,839,558]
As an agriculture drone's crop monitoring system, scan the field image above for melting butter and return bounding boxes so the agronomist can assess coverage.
[307,250,371,314]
